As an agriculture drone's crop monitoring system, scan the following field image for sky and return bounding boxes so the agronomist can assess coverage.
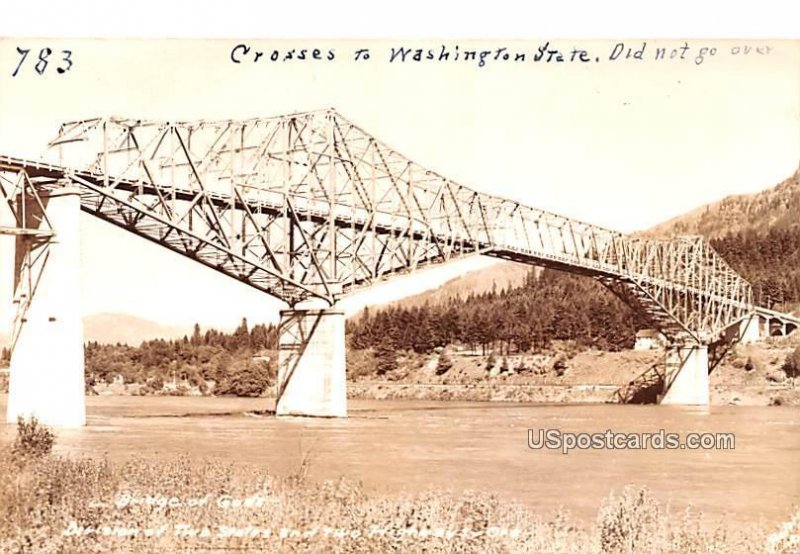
[0,38,797,332]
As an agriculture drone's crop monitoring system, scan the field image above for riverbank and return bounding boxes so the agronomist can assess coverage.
[346,381,800,406]
[346,334,800,406]
[1,448,793,553]
[348,382,618,403]
[86,379,799,407]
[80,339,799,406]
[2,395,799,550]
[14,333,795,407]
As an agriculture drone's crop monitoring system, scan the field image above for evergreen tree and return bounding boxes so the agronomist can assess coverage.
[190,323,202,346]
[232,318,251,351]
[374,340,398,375]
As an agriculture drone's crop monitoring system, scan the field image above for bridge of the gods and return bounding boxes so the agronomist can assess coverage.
[1,110,797,425]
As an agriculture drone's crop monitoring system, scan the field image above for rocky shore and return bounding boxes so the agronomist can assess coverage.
[346,381,799,406]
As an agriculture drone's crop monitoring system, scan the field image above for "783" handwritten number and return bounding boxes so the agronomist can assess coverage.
[12,47,73,77]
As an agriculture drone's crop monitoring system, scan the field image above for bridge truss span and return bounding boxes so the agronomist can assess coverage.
[1,108,753,345]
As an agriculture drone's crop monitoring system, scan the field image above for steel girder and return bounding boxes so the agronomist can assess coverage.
[0,163,57,351]
[1,109,754,344]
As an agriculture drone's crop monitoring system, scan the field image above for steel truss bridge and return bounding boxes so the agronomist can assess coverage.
[0,109,766,349]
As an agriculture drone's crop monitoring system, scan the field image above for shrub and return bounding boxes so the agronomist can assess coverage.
[486,352,498,372]
[0,454,777,553]
[744,357,756,372]
[553,355,568,376]
[215,358,271,397]
[598,485,661,553]
[435,352,453,375]
[667,506,735,553]
[11,416,55,459]
[347,349,377,379]
[766,507,800,553]
[782,347,800,379]
[148,374,165,391]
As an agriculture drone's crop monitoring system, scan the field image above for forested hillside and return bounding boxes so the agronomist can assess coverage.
[643,165,800,309]
[649,166,800,309]
[710,225,800,309]
[348,269,642,355]
[648,166,800,238]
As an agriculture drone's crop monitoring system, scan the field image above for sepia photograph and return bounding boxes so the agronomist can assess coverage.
[0,30,798,553]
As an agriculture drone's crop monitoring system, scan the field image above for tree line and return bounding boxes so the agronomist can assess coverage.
[81,268,646,392]
[14,223,800,394]
[84,319,278,396]
[711,225,800,309]
[348,224,800,357]
[347,269,644,355]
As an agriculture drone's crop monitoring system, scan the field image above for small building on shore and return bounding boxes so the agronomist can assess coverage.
[634,329,667,351]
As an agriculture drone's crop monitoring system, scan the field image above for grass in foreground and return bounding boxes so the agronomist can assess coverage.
[0,422,797,553]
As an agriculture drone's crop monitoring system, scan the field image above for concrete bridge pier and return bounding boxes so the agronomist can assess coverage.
[275,300,346,417]
[659,344,709,406]
[737,314,761,344]
[7,186,86,427]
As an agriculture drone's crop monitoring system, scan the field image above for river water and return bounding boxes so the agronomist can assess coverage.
[1,395,797,526]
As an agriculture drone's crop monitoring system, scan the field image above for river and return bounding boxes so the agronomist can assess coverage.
[0,395,797,526]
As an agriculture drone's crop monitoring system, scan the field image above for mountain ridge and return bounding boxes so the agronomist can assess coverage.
[82,313,193,345]
[646,165,800,239]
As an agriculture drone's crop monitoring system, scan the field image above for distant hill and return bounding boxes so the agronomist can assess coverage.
[647,165,800,239]
[380,260,531,310]
[0,265,531,350]
[0,313,191,349]
[646,164,800,312]
[83,313,192,345]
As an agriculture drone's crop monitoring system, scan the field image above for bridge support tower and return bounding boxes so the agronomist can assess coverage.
[738,314,761,344]
[275,301,347,417]
[7,186,86,427]
[659,344,708,406]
